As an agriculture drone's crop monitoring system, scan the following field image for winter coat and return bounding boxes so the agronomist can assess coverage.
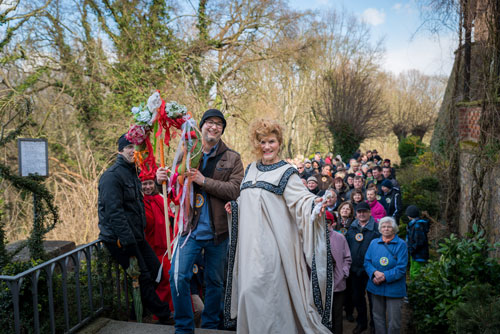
[345,217,381,276]
[379,188,403,224]
[329,229,352,292]
[364,235,408,298]
[318,174,334,191]
[188,140,244,244]
[98,155,146,246]
[367,200,387,222]
[406,218,430,262]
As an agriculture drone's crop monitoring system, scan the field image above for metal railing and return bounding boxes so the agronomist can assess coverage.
[0,239,131,334]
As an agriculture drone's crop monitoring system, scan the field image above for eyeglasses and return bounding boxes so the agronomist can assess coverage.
[205,120,223,128]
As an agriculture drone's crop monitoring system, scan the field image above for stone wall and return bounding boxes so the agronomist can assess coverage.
[458,105,500,256]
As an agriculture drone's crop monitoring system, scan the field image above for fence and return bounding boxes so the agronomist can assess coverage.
[0,240,131,334]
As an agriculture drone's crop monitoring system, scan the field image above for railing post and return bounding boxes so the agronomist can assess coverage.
[84,247,94,315]
[6,278,23,334]
[61,258,70,331]
[45,263,56,334]
[72,252,82,323]
[31,271,41,334]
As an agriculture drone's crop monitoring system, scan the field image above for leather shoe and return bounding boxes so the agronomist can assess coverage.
[352,325,367,334]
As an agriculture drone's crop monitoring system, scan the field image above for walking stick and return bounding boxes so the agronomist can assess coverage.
[159,133,172,260]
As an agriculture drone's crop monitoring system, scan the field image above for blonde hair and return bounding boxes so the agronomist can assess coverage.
[249,119,284,159]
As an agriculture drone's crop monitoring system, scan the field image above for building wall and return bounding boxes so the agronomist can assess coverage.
[458,105,500,256]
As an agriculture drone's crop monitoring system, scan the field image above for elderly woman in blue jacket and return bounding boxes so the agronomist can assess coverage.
[364,216,408,334]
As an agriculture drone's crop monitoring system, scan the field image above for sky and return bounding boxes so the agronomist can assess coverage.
[289,0,457,76]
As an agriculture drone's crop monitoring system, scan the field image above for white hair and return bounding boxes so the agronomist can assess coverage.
[378,216,398,234]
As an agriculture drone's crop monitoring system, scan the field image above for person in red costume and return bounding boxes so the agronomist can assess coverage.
[141,174,175,312]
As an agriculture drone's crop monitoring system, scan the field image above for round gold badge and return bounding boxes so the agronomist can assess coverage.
[355,233,364,242]
[195,193,204,208]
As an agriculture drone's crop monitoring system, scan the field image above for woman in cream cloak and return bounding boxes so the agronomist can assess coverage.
[223,122,334,334]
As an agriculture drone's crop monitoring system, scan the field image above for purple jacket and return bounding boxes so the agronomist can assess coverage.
[329,228,352,292]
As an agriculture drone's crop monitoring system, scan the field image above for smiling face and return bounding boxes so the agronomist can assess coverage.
[307,181,318,191]
[326,192,337,206]
[201,116,223,146]
[356,209,371,224]
[142,179,156,196]
[340,205,351,218]
[119,144,135,163]
[334,180,343,190]
[260,135,280,165]
[352,192,362,203]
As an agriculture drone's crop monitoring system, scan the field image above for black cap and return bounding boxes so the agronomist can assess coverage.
[199,109,226,134]
[406,205,420,218]
[356,202,371,212]
[118,134,133,151]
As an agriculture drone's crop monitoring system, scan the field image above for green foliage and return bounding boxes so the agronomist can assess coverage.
[408,231,500,333]
[397,153,441,223]
[398,135,427,167]
[330,124,363,163]
[449,283,500,334]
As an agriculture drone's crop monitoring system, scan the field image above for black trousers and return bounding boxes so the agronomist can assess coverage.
[105,240,171,319]
[333,290,346,334]
[350,271,374,329]
[344,276,354,317]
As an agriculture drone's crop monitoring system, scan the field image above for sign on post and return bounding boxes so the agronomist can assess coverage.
[17,138,49,177]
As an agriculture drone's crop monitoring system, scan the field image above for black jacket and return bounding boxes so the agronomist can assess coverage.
[98,155,146,246]
[380,188,403,224]
[345,217,380,276]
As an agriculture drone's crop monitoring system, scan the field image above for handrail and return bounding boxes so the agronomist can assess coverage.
[0,239,131,334]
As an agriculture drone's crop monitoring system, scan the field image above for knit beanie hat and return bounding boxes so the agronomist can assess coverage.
[406,205,420,218]
[307,176,318,184]
[381,179,393,189]
[118,134,133,152]
[199,109,226,134]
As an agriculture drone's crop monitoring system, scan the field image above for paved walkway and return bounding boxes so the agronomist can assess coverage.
[78,318,235,334]
[79,316,358,334]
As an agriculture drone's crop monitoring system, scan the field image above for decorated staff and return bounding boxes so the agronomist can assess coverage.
[126,91,202,261]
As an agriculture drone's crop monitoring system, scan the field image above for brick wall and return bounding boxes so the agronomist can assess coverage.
[458,106,481,142]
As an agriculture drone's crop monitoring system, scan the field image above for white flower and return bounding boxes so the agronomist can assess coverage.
[136,110,152,124]
[165,101,187,118]
[131,106,141,114]
[147,92,162,114]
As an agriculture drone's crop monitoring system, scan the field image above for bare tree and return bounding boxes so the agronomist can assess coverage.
[385,70,446,142]
[312,64,386,160]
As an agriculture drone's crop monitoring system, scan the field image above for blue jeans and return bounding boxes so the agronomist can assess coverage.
[169,235,228,333]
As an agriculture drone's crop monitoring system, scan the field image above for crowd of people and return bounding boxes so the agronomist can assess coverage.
[97,110,430,334]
